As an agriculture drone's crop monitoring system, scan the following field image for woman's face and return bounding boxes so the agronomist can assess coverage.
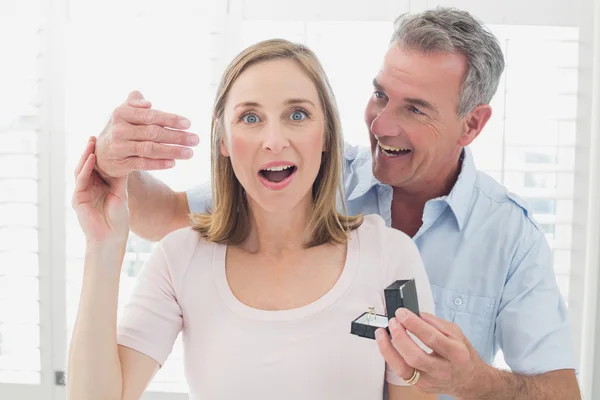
[221,58,326,214]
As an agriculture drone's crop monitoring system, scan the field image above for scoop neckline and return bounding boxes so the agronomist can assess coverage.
[213,228,360,322]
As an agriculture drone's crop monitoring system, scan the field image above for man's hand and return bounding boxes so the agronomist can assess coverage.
[375,309,489,398]
[95,90,200,179]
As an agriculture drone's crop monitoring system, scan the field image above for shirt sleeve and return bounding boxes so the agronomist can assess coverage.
[380,223,436,386]
[116,242,183,367]
[495,224,577,375]
[186,181,213,214]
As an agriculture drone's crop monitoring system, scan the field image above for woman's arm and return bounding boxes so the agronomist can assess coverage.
[388,383,438,399]
[67,243,159,399]
[67,138,161,399]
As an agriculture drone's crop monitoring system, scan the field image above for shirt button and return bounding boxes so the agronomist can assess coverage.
[454,297,463,306]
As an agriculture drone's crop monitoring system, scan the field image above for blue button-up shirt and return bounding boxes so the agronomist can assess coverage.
[186,143,576,397]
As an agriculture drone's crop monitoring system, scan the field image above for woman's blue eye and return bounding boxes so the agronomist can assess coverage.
[290,110,307,121]
[242,114,260,123]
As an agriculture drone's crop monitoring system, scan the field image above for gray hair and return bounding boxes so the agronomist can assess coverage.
[391,7,505,117]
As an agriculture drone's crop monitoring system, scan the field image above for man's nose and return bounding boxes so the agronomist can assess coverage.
[370,108,401,138]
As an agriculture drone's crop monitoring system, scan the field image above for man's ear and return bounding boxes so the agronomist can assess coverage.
[459,104,492,147]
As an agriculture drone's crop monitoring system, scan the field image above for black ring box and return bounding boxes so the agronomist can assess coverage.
[350,279,420,340]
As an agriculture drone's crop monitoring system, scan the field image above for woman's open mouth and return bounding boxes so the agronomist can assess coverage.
[258,164,297,190]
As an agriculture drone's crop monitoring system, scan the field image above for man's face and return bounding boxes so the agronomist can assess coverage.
[364,44,474,190]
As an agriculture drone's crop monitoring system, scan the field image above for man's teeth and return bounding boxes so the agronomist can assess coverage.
[263,165,294,172]
[378,142,410,152]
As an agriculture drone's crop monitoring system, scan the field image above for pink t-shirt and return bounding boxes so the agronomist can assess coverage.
[117,214,434,399]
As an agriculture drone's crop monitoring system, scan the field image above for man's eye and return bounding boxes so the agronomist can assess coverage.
[374,91,385,99]
[408,106,425,115]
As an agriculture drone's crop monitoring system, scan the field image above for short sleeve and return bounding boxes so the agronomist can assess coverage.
[116,242,183,367]
[186,181,213,214]
[378,221,435,386]
[495,228,577,374]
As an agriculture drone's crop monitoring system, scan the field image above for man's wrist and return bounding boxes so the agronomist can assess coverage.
[456,364,517,400]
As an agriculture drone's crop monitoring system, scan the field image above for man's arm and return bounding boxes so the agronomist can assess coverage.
[127,171,192,241]
[485,220,581,399]
[93,91,201,241]
[376,309,580,399]
[465,367,580,400]
[387,383,437,399]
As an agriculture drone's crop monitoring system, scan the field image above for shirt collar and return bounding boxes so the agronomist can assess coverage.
[345,145,380,201]
[345,146,477,231]
[443,147,476,231]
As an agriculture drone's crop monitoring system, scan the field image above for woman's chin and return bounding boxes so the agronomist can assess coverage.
[246,190,311,216]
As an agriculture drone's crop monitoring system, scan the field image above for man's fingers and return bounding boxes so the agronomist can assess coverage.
[126,91,152,108]
[121,124,199,147]
[388,317,437,372]
[118,141,193,160]
[420,312,456,337]
[395,309,462,361]
[115,106,191,130]
[375,329,414,380]
[126,90,144,103]
[123,157,176,171]
[74,138,96,178]
[129,98,152,108]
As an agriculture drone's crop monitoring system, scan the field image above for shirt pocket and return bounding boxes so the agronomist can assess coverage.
[430,284,496,359]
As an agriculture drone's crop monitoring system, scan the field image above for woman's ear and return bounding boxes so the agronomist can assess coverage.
[217,120,230,157]
[220,138,230,157]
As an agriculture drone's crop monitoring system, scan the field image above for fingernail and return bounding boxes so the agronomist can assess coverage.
[166,160,175,167]
[187,134,199,146]
[179,118,191,129]
[138,99,150,106]
[182,148,193,159]
[389,318,399,330]
[375,329,383,341]
[396,308,408,322]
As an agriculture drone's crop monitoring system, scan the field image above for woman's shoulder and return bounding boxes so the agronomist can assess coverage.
[157,226,215,264]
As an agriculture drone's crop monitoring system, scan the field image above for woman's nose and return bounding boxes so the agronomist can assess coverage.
[262,121,290,153]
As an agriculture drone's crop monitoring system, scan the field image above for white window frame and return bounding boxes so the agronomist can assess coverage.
[577,0,600,398]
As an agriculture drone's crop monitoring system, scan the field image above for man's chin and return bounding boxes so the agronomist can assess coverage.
[372,166,395,186]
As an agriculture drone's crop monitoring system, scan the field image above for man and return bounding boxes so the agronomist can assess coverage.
[92,7,581,399]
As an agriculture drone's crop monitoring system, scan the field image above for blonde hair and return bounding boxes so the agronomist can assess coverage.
[191,39,362,247]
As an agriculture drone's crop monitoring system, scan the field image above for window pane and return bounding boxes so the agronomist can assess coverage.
[0,253,38,277]
[0,228,38,253]
[0,278,38,301]
[0,301,39,325]
[0,16,41,384]
[0,131,37,154]
[0,155,37,179]
[0,204,37,227]
[0,179,37,203]
[476,26,578,315]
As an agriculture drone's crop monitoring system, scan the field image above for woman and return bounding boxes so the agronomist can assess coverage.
[68,39,436,400]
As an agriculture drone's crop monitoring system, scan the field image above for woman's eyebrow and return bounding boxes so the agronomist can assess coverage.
[284,98,316,107]
[234,99,315,110]
[234,101,262,110]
